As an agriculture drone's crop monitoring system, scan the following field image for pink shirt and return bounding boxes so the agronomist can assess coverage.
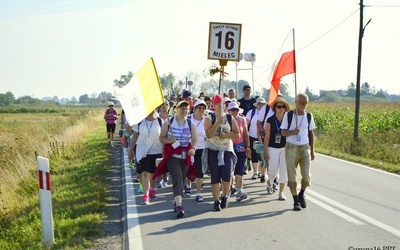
[232,116,245,145]
[105,108,117,124]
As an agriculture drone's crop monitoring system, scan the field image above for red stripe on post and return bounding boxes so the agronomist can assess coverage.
[39,170,44,189]
[46,172,51,191]
[38,170,51,191]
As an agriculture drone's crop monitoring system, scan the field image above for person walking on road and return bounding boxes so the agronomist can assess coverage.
[188,100,207,202]
[204,95,239,211]
[156,100,171,188]
[227,102,251,202]
[246,98,267,179]
[263,96,290,200]
[281,93,316,211]
[158,101,198,218]
[104,102,118,146]
[238,85,256,116]
[128,110,163,205]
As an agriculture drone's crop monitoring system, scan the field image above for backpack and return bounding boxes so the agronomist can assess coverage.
[210,113,232,132]
[287,110,312,130]
[137,117,163,135]
[167,116,192,133]
[261,105,270,127]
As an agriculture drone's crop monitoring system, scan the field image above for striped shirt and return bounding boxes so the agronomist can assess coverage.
[169,118,191,147]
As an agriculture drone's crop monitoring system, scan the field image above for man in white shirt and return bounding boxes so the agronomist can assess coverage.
[281,93,316,211]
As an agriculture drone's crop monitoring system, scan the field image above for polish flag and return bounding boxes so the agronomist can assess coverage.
[268,29,296,105]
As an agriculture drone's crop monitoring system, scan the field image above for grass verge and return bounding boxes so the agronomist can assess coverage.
[0,123,112,249]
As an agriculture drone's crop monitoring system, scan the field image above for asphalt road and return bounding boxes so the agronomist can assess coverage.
[121,148,400,250]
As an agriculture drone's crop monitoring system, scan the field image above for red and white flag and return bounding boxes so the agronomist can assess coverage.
[268,29,296,105]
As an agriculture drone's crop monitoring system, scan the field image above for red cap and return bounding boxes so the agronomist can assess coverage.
[212,95,223,106]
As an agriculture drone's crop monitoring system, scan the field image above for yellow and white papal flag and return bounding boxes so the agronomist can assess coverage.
[114,58,164,126]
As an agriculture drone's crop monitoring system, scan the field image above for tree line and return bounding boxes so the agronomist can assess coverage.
[1,73,398,107]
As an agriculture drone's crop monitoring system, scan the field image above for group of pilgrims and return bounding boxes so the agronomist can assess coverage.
[108,84,315,218]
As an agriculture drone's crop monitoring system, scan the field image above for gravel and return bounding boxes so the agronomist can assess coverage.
[87,140,124,250]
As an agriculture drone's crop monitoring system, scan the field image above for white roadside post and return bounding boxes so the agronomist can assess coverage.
[37,156,54,246]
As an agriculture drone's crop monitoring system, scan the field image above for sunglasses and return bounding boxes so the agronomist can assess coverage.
[276,105,286,109]
[230,108,239,112]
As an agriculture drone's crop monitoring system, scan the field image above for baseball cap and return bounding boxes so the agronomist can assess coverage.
[253,97,266,107]
[183,90,192,99]
[176,100,189,108]
[194,100,206,109]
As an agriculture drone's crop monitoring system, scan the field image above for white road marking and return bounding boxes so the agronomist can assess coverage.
[123,149,144,250]
[307,189,400,238]
[317,153,400,178]
[306,196,364,225]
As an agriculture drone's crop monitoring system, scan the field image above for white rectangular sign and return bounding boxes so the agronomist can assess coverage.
[208,22,242,61]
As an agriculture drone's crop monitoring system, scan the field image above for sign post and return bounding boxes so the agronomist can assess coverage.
[208,22,242,95]
[37,156,54,247]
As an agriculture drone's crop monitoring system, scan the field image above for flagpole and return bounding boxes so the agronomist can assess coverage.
[219,60,228,115]
[291,28,299,128]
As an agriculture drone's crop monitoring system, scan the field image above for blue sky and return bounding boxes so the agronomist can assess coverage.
[0,0,399,99]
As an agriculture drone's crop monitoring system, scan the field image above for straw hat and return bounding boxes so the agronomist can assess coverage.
[270,96,290,111]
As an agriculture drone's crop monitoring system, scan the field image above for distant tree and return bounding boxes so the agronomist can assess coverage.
[60,97,69,103]
[45,100,60,105]
[160,72,177,97]
[15,95,42,104]
[114,71,133,88]
[42,96,52,101]
[98,92,113,99]
[375,88,387,98]
[319,91,341,102]
[0,91,15,106]
[304,87,318,101]
[347,82,356,97]
[70,97,78,103]
[79,94,90,103]
[280,82,291,99]
[198,78,219,97]
[258,87,270,100]
[52,95,60,103]
[361,82,371,96]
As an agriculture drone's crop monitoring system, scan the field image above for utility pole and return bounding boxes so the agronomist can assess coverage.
[354,0,371,141]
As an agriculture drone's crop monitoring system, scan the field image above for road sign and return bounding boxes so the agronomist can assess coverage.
[208,22,242,61]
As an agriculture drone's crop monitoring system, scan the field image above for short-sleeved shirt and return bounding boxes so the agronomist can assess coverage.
[280,111,316,145]
[257,105,275,129]
[132,118,163,162]
[246,108,259,138]
[232,116,246,146]
[105,108,118,124]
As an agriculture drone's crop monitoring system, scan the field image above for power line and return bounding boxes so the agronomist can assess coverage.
[254,8,360,81]
[365,4,400,7]
[298,8,359,53]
